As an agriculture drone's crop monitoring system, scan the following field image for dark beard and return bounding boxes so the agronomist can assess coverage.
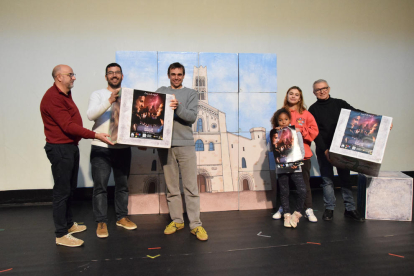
[108,79,121,89]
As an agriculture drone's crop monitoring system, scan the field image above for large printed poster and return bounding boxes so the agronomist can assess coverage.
[340,111,382,155]
[270,126,303,169]
[130,90,166,141]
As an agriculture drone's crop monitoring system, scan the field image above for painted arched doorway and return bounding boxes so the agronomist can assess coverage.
[197,175,207,193]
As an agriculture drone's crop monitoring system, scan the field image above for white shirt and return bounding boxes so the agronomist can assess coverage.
[87,88,128,149]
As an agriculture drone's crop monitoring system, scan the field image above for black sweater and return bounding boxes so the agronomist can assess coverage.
[308,96,363,153]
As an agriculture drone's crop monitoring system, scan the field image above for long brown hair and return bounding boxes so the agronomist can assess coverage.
[283,86,307,114]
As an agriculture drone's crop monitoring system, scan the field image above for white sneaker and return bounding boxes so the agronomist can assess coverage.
[272,207,283,220]
[283,213,292,227]
[305,208,318,222]
[290,211,302,228]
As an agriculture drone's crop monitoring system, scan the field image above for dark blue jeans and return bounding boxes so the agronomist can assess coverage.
[44,143,78,238]
[316,148,356,211]
[90,146,131,223]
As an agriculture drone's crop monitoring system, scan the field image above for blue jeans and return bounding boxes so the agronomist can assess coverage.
[90,146,131,223]
[44,143,78,238]
[316,148,356,211]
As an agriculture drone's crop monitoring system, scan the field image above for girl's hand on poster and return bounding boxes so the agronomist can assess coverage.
[170,94,179,110]
[390,123,393,130]
[291,165,298,169]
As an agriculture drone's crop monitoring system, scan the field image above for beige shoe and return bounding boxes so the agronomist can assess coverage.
[97,222,108,238]
[116,217,137,230]
[190,226,208,241]
[164,221,184,234]
[290,211,303,228]
[56,234,84,247]
[284,213,292,228]
[68,222,87,234]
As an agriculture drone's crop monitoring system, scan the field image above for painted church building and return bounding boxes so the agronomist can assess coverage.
[127,66,272,194]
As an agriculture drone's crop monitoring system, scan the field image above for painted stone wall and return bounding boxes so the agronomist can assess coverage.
[116,51,277,213]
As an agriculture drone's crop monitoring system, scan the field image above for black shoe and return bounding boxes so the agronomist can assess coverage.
[322,209,333,221]
[344,210,365,222]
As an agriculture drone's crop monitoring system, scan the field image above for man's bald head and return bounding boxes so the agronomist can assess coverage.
[52,64,75,94]
[52,64,71,79]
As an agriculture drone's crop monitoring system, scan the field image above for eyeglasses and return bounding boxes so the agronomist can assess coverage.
[314,87,329,94]
[61,73,76,78]
[106,71,122,76]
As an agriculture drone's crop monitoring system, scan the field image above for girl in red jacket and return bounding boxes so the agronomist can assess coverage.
[273,86,319,222]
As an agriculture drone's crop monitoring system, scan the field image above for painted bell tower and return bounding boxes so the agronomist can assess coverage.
[193,66,208,104]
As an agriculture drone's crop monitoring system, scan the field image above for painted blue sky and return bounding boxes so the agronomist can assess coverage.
[115,51,158,91]
[208,93,239,133]
[201,53,276,137]
[199,53,238,93]
[239,53,277,92]
[116,51,277,138]
[238,92,276,134]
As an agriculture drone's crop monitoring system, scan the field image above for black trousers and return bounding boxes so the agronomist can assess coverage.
[44,143,79,238]
[91,146,131,223]
[275,160,313,211]
[301,159,312,209]
[278,172,307,214]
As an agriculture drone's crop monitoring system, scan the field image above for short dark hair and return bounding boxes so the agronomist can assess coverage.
[106,63,122,75]
[270,108,291,128]
[168,62,185,75]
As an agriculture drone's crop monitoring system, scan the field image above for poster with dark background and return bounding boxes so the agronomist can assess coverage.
[340,111,382,155]
[130,90,166,140]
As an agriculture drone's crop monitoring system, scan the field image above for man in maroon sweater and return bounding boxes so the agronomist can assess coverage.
[40,64,113,247]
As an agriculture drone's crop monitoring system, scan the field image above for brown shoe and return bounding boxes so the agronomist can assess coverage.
[116,217,137,230]
[68,222,87,234]
[56,234,84,247]
[96,222,108,238]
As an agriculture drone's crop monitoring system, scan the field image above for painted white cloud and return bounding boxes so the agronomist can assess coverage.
[208,93,238,133]
[116,51,158,91]
[199,53,238,92]
[239,93,276,133]
[239,53,277,92]
[116,51,277,139]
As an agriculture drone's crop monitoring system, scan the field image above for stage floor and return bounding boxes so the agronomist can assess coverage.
[0,189,413,275]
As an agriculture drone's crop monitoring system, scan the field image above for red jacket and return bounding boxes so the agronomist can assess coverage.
[40,83,95,144]
[289,109,319,160]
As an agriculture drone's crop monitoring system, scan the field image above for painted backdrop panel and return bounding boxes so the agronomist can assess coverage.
[117,51,277,213]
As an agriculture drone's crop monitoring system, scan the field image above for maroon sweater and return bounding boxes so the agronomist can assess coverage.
[40,83,95,145]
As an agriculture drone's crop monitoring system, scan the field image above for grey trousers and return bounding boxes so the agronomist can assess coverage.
[158,146,202,229]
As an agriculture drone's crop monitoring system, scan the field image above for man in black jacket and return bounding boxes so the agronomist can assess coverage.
[309,79,364,222]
